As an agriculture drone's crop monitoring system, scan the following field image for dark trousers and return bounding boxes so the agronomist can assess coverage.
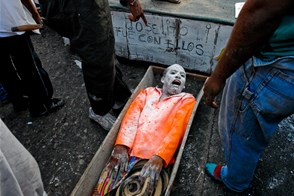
[81,54,131,115]
[0,33,53,112]
[71,0,131,115]
[40,0,131,115]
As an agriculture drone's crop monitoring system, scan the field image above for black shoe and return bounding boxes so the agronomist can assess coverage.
[30,98,65,118]
[0,99,9,106]
[0,96,9,106]
[13,102,28,112]
[30,104,48,118]
[12,96,29,112]
[47,98,65,113]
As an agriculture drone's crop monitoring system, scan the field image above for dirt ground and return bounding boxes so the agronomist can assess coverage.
[1,26,294,196]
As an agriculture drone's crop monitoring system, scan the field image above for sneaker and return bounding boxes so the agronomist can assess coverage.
[205,163,223,182]
[89,107,116,131]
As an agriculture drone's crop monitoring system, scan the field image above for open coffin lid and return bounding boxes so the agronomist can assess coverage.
[71,65,207,196]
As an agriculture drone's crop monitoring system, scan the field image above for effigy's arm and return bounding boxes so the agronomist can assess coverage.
[115,89,146,148]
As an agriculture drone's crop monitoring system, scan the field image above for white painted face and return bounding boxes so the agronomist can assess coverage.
[161,64,186,96]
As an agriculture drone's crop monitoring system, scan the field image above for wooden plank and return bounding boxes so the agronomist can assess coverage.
[111,11,232,73]
[70,66,206,196]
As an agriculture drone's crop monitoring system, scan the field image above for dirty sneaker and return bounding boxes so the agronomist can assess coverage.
[89,107,116,131]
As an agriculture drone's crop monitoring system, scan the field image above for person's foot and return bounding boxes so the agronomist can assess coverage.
[13,97,29,112]
[0,95,9,105]
[89,107,116,131]
[14,103,28,112]
[205,163,252,193]
[47,98,65,113]
[30,98,65,117]
[0,99,9,106]
[205,163,223,182]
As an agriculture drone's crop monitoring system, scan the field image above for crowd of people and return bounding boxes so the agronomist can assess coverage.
[0,0,293,195]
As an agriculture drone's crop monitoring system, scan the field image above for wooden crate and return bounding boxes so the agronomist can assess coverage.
[71,65,207,196]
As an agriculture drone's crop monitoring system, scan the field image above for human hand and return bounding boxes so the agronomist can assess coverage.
[203,76,226,108]
[126,0,147,25]
[139,155,163,195]
[31,11,43,25]
[106,145,129,178]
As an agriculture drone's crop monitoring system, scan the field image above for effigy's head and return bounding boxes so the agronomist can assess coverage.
[161,64,186,96]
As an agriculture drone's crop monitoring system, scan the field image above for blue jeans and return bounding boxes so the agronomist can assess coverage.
[219,57,294,192]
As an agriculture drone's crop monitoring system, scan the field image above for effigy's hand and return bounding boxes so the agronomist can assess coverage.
[125,0,147,25]
[106,145,129,178]
[139,155,163,195]
[203,76,225,108]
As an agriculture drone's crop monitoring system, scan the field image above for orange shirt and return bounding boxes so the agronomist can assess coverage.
[115,87,196,166]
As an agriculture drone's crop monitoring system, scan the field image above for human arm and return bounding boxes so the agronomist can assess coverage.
[120,0,147,25]
[113,90,147,173]
[21,0,42,24]
[203,0,294,108]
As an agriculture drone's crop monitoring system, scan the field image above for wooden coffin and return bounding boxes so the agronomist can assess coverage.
[71,65,207,196]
